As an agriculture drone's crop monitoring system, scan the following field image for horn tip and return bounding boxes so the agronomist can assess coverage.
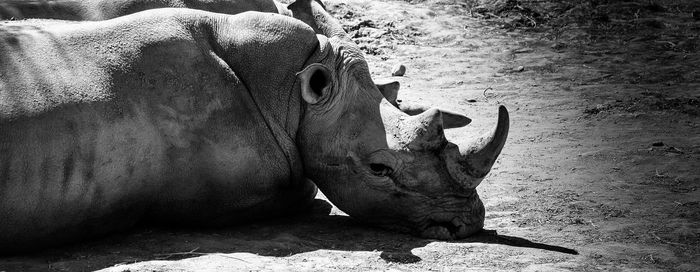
[497,105,509,126]
[498,105,508,116]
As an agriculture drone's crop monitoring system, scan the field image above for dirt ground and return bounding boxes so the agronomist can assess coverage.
[1,0,699,271]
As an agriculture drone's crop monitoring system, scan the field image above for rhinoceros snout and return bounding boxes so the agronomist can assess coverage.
[420,203,485,240]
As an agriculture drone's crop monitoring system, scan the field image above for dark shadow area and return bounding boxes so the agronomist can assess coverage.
[459,229,578,255]
[0,199,578,271]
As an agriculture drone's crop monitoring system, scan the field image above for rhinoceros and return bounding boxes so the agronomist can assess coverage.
[0,0,509,253]
[0,0,284,20]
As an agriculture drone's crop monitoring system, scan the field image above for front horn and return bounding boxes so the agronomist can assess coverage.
[445,106,509,189]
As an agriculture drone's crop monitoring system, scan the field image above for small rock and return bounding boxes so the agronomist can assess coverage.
[516,66,524,72]
[645,2,665,12]
[551,42,567,50]
[593,13,610,23]
[391,64,406,76]
[651,141,664,147]
[665,146,684,154]
[368,29,387,39]
[513,48,533,54]
[640,18,665,29]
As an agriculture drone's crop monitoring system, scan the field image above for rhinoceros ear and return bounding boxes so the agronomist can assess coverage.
[376,81,400,107]
[298,63,332,104]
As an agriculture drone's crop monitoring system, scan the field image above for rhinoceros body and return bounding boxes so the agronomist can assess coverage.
[1,8,321,252]
[0,0,509,254]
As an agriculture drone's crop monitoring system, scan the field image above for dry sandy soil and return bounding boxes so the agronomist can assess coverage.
[1,0,699,271]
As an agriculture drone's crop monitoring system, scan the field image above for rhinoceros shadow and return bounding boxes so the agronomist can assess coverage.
[0,199,577,271]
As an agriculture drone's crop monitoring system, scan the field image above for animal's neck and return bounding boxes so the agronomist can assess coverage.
[203,12,328,182]
[208,15,320,138]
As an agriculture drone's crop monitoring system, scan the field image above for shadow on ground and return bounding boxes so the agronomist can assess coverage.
[0,199,577,271]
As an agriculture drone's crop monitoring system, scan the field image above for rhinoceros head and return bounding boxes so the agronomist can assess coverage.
[290,0,508,239]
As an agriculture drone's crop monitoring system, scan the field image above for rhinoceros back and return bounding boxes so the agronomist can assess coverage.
[0,0,281,20]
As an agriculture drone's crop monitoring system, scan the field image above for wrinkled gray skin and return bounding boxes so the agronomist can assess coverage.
[0,0,509,254]
[0,0,284,20]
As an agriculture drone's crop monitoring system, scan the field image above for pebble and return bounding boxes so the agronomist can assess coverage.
[391,64,406,76]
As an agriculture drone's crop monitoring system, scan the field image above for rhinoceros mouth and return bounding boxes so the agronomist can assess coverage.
[417,197,485,240]
[421,217,482,240]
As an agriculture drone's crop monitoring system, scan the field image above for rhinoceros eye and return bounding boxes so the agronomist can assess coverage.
[369,163,393,177]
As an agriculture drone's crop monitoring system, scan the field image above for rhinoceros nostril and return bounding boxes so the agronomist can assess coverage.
[369,163,393,177]
[427,219,460,236]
